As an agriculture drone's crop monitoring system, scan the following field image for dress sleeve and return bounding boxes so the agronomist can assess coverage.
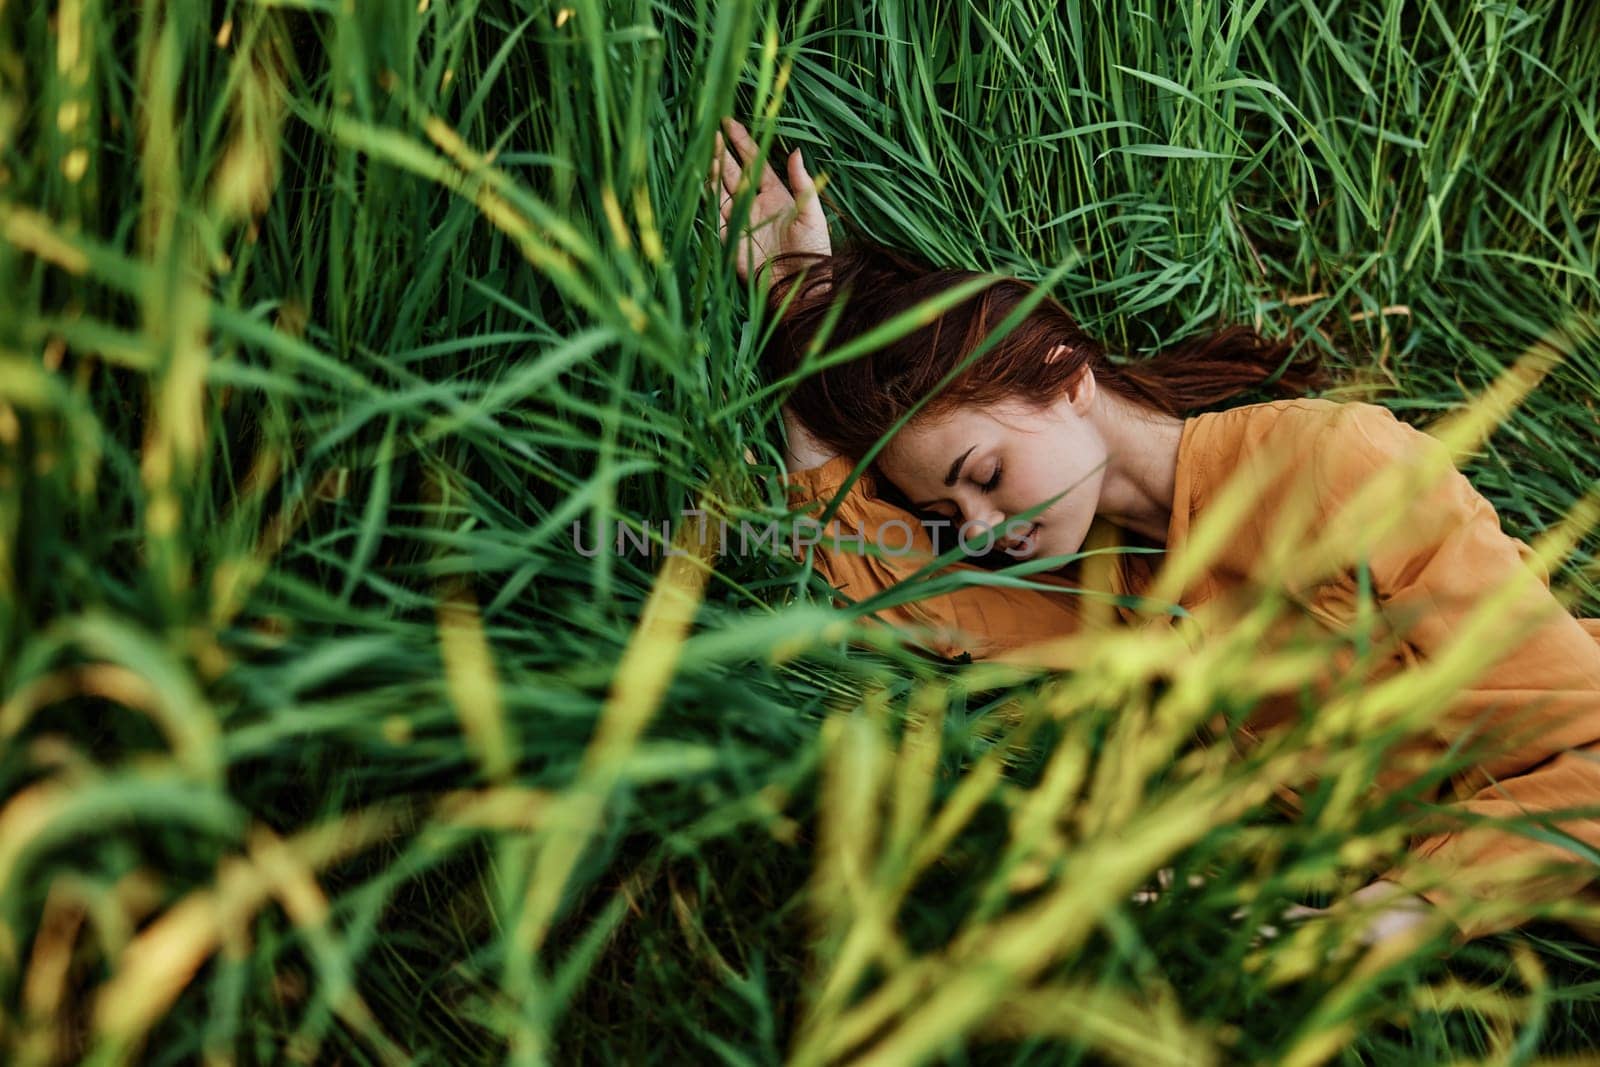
[1325,405,1600,940]
[780,456,1090,665]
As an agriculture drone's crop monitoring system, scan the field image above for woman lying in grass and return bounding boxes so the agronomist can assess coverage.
[711,118,1600,948]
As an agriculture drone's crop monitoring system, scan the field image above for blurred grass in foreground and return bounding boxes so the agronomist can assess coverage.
[3,0,1600,1062]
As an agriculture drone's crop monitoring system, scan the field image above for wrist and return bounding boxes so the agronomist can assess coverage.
[763,250,832,307]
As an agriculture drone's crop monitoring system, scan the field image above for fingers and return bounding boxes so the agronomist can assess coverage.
[707,137,729,231]
[709,132,736,250]
[1228,903,1321,924]
[715,140,733,215]
[1232,902,1323,949]
[715,130,742,197]
[1130,866,1211,906]
[787,148,824,225]
[723,117,779,189]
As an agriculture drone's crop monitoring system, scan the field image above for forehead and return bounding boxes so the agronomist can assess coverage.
[881,405,1000,480]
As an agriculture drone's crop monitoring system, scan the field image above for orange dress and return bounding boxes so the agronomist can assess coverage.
[781,397,1600,941]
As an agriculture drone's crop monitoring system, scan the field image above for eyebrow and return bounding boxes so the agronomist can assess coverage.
[912,445,976,508]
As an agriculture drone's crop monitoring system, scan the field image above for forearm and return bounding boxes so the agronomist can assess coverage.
[767,260,840,472]
[1378,732,1600,941]
[781,405,838,472]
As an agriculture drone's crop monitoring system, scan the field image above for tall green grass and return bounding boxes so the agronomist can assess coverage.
[2,0,1598,1062]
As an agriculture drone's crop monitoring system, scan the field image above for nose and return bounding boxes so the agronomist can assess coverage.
[960,499,1008,538]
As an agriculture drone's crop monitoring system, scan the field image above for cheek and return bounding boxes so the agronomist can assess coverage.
[1030,467,1102,545]
[1029,458,1102,516]
[1048,481,1102,555]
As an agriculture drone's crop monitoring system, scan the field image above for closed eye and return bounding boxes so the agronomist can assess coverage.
[917,462,1001,518]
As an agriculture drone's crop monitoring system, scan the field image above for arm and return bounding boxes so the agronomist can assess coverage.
[1326,405,1600,940]
[780,404,839,473]
[711,118,838,474]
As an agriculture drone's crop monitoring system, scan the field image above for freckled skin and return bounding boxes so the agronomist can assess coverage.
[878,378,1109,565]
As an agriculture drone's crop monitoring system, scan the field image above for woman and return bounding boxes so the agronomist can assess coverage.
[712,118,1600,947]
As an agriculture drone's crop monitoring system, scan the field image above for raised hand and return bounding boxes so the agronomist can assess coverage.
[710,117,832,293]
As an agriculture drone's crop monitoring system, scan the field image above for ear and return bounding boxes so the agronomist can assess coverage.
[1046,346,1095,414]
[1066,364,1096,415]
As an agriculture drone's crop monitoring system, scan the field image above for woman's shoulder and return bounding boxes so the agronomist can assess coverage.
[1201,395,1401,433]
[1196,397,1437,466]
[1183,398,1455,525]
[1181,398,1489,592]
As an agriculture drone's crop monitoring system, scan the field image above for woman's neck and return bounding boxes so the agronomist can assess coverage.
[1090,391,1186,545]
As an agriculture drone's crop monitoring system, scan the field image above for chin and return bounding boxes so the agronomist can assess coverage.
[1036,518,1092,564]
[999,523,1049,563]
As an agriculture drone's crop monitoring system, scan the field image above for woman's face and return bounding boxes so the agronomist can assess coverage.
[877,383,1108,563]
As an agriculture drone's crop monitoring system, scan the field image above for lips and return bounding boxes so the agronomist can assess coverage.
[999,524,1039,555]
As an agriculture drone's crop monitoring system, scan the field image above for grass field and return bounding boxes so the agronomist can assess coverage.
[3,0,1600,1063]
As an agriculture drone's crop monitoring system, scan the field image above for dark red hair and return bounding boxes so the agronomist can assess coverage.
[763,243,1326,461]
